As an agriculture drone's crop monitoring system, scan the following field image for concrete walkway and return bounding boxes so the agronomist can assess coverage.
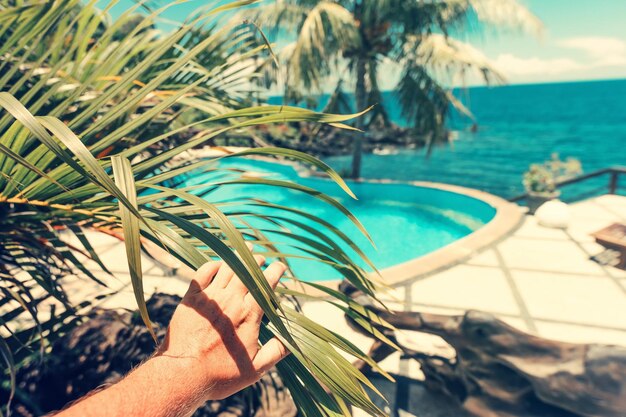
[397,193,626,346]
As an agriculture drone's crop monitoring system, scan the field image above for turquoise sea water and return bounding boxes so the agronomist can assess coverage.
[179,159,494,280]
[108,2,625,199]
[317,79,626,199]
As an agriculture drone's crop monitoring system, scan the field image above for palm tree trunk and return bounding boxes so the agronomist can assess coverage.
[351,58,367,179]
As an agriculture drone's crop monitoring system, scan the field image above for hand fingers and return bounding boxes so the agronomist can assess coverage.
[228,254,266,295]
[211,262,235,288]
[186,261,222,294]
[253,337,289,375]
[245,261,286,321]
[211,242,255,288]
[261,261,286,290]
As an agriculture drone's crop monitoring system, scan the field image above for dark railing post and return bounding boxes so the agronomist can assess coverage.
[609,171,618,194]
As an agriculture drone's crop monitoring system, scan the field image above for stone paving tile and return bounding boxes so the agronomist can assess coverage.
[376,351,402,375]
[535,320,626,346]
[396,330,454,360]
[567,218,618,243]
[59,264,136,304]
[494,316,532,333]
[579,241,610,255]
[98,290,140,310]
[406,304,465,315]
[564,199,620,243]
[568,200,622,222]
[377,286,406,304]
[408,265,521,315]
[406,305,530,334]
[497,237,605,275]
[594,195,626,220]
[607,266,626,279]
[578,242,626,278]
[404,359,425,383]
[95,275,190,310]
[143,275,190,296]
[351,408,371,417]
[512,216,569,240]
[465,249,499,267]
[381,299,408,312]
[96,242,157,275]
[59,228,122,250]
[511,270,626,329]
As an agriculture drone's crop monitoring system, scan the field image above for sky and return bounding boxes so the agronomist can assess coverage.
[460,0,626,86]
[108,0,626,89]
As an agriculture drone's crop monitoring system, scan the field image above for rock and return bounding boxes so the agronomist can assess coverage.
[254,123,430,158]
[342,282,626,417]
[535,200,571,229]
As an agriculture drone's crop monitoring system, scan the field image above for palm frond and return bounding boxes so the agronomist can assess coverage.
[0,1,390,415]
[463,0,544,35]
[0,94,388,416]
[243,0,360,91]
[403,33,505,87]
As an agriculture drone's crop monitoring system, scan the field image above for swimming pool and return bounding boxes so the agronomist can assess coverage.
[177,158,498,282]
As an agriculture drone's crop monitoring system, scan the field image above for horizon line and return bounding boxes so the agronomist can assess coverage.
[454,76,626,90]
[265,76,626,97]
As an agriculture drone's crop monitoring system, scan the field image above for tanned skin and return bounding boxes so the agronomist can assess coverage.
[53,255,289,417]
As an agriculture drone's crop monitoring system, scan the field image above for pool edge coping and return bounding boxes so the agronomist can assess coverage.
[283,180,525,296]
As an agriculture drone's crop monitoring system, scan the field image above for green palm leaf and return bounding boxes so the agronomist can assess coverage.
[0,1,392,416]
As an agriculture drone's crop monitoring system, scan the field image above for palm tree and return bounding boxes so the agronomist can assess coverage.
[0,1,391,415]
[247,0,542,178]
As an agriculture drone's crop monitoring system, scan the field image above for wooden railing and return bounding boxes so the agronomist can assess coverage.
[508,166,626,203]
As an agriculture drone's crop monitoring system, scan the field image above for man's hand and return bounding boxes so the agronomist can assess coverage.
[158,256,289,400]
[55,257,289,417]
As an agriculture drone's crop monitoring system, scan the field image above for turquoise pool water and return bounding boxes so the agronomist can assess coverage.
[178,159,496,281]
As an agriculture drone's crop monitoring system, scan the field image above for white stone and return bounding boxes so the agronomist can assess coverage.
[535,200,571,229]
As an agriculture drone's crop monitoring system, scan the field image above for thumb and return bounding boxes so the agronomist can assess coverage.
[253,337,289,374]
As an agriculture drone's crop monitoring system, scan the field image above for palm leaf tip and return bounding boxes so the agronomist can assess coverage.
[111,155,156,341]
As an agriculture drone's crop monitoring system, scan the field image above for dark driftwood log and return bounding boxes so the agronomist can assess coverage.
[13,294,296,417]
[341,283,626,417]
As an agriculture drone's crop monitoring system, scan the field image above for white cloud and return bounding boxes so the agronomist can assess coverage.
[492,53,583,76]
[557,36,626,60]
[557,36,626,67]
[492,36,626,82]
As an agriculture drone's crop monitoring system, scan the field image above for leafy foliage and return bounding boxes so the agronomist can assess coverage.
[0,1,391,415]
[523,154,582,194]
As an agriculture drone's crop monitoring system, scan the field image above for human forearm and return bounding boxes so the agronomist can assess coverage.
[55,354,210,417]
[54,259,289,417]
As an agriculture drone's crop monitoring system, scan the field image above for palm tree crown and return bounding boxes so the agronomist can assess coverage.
[248,0,542,177]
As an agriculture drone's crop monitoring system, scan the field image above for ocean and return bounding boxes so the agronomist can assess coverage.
[311,79,626,200]
[105,2,624,200]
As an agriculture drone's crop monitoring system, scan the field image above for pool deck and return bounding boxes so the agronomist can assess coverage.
[380,193,626,346]
[56,194,626,395]
[75,192,626,341]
